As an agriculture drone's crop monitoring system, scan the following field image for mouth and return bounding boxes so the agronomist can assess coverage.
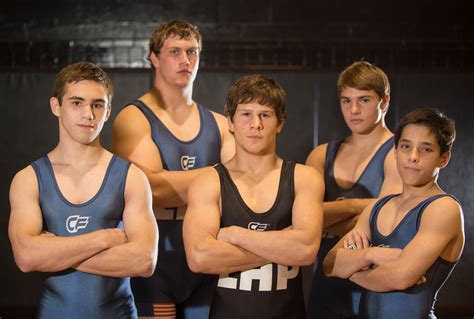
[349,118,363,124]
[403,166,420,172]
[77,124,94,129]
[247,135,263,139]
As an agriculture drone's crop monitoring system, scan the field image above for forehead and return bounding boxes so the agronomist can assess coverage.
[401,124,437,144]
[162,35,199,48]
[236,102,275,112]
[63,80,109,99]
[340,86,378,98]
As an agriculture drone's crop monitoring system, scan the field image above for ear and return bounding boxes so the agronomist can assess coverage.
[149,52,160,69]
[227,116,235,134]
[276,119,285,134]
[50,97,61,117]
[104,103,112,122]
[439,150,451,169]
[381,94,390,113]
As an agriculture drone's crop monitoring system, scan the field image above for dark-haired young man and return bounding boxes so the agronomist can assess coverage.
[112,20,234,318]
[9,62,158,319]
[323,107,464,319]
[184,74,324,319]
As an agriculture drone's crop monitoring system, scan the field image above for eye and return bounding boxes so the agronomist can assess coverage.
[340,99,350,105]
[421,147,433,153]
[92,103,104,109]
[170,49,180,56]
[186,48,199,56]
[399,143,410,150]
[360,97,370,104]
[260,113,271,119]
[72,101,81,107]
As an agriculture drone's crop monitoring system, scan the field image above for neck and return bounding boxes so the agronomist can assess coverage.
[350,123,391,146]
[400,178,442,200]
[53,137,106,165]
[152,79,194,110]
[230,151,281,175]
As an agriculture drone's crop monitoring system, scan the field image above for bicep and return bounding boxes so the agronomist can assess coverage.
[112,107,164,173]
[305,144,326,176]
[379,148,402,196]
[122,166,157,242]
[8,168,43,247]
[214,112,235,163]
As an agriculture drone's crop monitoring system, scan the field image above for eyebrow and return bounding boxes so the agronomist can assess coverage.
[400,138,435,147]
[68,96,106,103]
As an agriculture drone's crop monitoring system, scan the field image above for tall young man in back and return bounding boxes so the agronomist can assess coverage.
[306,61,402,318]
[8,62,158,319]
[184,74,324,319]
[323,107,464,319]
[112,20,234,318]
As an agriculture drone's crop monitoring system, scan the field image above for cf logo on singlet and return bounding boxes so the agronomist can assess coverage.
[181,156,196,170]
[248,222,269,231]
[66,215,90,233]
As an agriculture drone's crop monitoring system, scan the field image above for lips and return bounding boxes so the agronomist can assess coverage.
[77,124,94,129]
[403,166,420,172]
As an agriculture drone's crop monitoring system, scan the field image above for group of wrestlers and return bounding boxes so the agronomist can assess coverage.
[8,19,464,319]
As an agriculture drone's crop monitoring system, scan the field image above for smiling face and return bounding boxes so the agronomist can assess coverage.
[339,86,389,135]
[395,124,450,187]
[151,35,200,88]
[51,80,111,145]
[228,102,283,156]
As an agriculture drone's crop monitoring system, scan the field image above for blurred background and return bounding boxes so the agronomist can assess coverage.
[1,0,473,317]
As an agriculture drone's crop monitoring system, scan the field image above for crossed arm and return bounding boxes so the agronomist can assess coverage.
[112,105,234,208]
[306,144,402,235]
[183,164,324,274]
[323,197,464,292]
[9,165,158,278]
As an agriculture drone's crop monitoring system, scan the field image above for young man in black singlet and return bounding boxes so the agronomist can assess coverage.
[183,74,324,319]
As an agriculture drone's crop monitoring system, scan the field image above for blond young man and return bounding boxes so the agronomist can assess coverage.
[112,20,234,318]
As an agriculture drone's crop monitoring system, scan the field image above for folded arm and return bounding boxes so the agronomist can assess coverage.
[8,167,126,273]
[74,165,159,278]
[183,168,268,275]
[349,197,464,292]
[218,165,324,266]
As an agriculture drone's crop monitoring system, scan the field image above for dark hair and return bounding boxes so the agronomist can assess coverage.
[148,19,202,70]
[395,107,456,154]
[53,61,113,104]
[225,74,287,124]
[337,61,390,99]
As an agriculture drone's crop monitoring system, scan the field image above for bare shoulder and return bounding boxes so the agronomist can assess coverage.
[10,165,39,203]
[112,104,150,134]
[126,163,150,185]
[305,143,328,172]
[423,195,463,221]
[189,166,221,198]
[294,163,324,192]
[210,111,229,130]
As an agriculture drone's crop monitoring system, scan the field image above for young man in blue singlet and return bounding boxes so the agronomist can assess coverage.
[8,61,158,319]
[323,107,464,319]
[183,74,324,319]
[306,61,402,318]
[112,20,234,318]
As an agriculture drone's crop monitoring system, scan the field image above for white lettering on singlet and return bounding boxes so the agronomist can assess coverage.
[217,264,300,291]
[181,155,197,170]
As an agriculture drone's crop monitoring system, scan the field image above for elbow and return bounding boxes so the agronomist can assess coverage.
[135,248,158,278]
[13,253,37,273]
[186,250,208,274]
[298,244,318,266]
[390,272,418,291]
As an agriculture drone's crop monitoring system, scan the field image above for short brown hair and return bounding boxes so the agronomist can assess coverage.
[395,107,456,154]
[148,19,202,70]
[53,61,113,105]
[225,74,287,125]
[337,61,390,100]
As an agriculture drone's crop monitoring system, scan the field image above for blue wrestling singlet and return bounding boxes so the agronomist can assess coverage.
[128,100,221,318]
[32,155,136,319]
[308,136,394,319]
[360,194,460,319]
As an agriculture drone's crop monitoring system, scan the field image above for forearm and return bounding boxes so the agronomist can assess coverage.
[323,247,372,278]
[12,231,112,273]
[324,215,359,237]
[146,168,205,208]
[75,240,157,278]
[187,236,268,275]
[226,227,318,266]
[323,198,374,229]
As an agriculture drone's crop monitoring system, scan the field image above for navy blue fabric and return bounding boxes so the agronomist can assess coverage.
[211,161,305,319]
[308,137,394,319]
[128,100,222,318]
[32,155,136,319]
[360,194,459,319]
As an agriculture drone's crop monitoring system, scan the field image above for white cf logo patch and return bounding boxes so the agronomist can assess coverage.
[181,156,197,170]
[66,215,90,233]
[248,222,269,231]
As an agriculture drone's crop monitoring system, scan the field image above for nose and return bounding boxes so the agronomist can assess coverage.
[250,114,263,130]
[180,51,191,65]
[350,102,361,115]
[81,104,95,120]
[408,148,419,163]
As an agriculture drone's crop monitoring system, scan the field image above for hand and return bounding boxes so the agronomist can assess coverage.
[344,229,370,250]
[102,228,127,248]
[367,247,402,266]
[416,275,427,285]
[40,230,56,237]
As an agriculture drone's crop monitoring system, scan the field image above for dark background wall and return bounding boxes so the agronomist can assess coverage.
[1,1,473,317]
